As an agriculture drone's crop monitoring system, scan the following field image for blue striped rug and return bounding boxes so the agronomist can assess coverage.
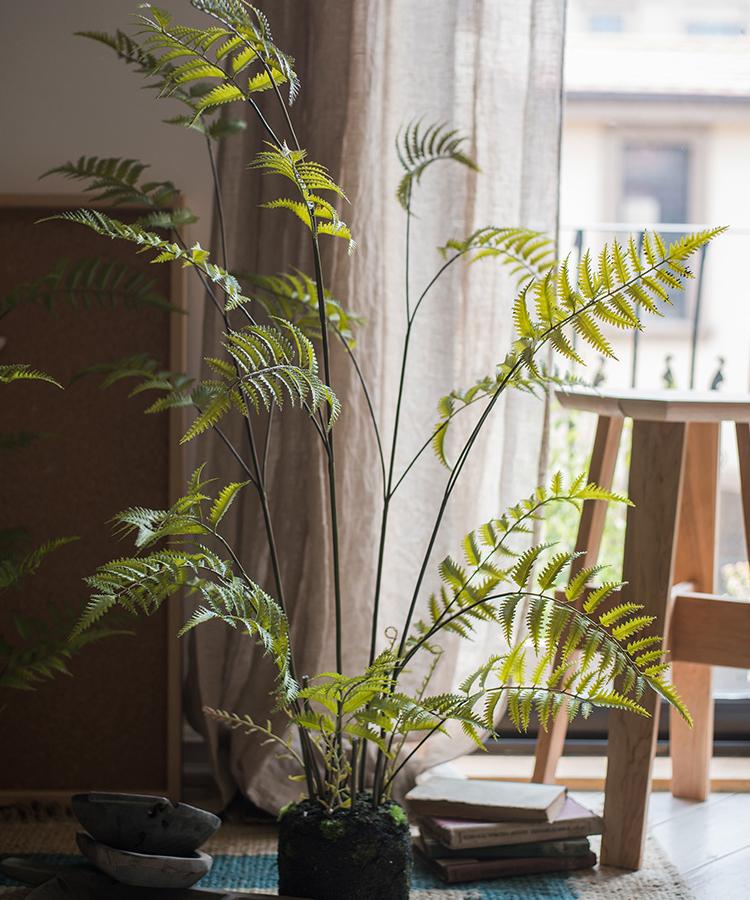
[0,822,690,898]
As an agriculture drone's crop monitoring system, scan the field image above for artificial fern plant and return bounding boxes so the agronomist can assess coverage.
[48,0,723,817]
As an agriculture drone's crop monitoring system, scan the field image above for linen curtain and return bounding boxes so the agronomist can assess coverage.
[186,0,567,813]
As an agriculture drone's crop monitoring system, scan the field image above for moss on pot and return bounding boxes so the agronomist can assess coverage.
[277,796,412,900]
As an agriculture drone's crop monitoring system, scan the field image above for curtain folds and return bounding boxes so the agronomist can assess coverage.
[186,0,566,814]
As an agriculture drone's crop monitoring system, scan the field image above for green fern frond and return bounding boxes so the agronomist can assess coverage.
[441,227,556,286]
[207,480,250,526]
[432,228,724,463]
[133,0,299,126]
[0,365,61,388]
[45,210,250,311]
[76,28,246,135]
[1,257,173,318]
[249,144,354,250]
[241,271,362,347]
[396,120,478,209]
[0,537,78,592]
[41,157,194,220]
[74,474,296,701]
[185,319,339,440]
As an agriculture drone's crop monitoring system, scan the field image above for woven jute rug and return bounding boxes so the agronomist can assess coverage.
[0,815,693,899]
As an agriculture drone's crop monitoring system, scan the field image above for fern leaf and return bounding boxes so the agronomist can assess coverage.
[0,365,61,388]
[396,120,478,209]
[207,480,250,526]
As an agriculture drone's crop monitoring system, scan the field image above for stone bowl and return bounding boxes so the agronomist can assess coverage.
[76,832,213,889]
[71,792,220,856]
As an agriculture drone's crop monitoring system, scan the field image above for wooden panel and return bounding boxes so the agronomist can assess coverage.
[0,199,183,797]
[671,594,750,669]
[670,422,719,801]
[601,420,686,870]
[556,387,750,423]
[533,414,623,784]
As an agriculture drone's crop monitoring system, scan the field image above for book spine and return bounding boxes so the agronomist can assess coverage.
[440,852,598,883]
[422,817,603,849]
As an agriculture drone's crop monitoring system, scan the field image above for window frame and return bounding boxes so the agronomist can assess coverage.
[603,125,707,330]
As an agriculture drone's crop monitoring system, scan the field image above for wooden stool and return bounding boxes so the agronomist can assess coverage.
[532,389,750,870]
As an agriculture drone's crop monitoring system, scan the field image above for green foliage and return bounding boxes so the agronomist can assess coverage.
[0,537,79,591]
[0,535,120,691]
[441,227,556,286]
[411,472,629,645]
[242,271,361,347]
[432,229,723,467]
[75,469,296,701]
[0,364,61,388]
[189,320,339,442]
[43,155,197,230]
[396,120,478,209]
[134,0,299,117]
[77,14,249,136]
[251,145,354,250]
[1,256,173,319]
[44,210,250,311]
[51,0,725,816]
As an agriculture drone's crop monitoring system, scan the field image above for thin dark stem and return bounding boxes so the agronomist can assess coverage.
[202,140,289,617]
[310,229,343,675]
[379,719,445,798]
[205,135,229,270]
[211,422,258,488]
[262,406,274,484]
[367,185,413,667]
[339,334,386,496]
[396,256,675,659]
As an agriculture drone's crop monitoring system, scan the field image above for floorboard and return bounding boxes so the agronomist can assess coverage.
[573,790,750,899]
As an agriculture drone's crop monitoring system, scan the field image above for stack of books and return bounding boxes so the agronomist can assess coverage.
[405,776,602,884]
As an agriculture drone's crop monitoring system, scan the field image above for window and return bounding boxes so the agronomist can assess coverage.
[616,137,696,319]
[589,12,624,33]
[686,21,746,36]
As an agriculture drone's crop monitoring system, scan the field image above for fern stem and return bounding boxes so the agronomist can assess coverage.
[396,251,682,659]
[368,185,414,667]
[379,719,446,798]
[262,406,274,485]
[308,229,343,675]
[338,334,386,496]
[199,144,290,620]
[210,421,258,488]
[206,135,229,270]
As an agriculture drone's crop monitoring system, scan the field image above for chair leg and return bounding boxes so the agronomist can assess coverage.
[532,414,623,784]
[670,422,719,801]
[601,420,686,870]
[735,423,750,562]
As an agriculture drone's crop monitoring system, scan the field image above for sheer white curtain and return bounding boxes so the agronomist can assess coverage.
[186,0,566,813]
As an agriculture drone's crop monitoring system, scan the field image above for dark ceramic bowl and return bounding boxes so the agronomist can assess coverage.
[71,792,220,856]
[77,832,212,889]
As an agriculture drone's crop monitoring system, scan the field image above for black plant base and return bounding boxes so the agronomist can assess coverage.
[277,797,412,900]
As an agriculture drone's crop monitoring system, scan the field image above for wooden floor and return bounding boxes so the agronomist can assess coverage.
[573,790,750,898]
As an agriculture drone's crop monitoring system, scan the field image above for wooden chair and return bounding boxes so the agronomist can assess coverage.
[532,389,750,869]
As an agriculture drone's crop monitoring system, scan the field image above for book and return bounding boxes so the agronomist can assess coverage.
[405,777,566,823]
[417,832,591,860]
[415,844,598,883]
[419,796,603,849]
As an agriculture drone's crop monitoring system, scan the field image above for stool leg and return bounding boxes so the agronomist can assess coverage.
[601,420,686,870]
[532,414,623,784]
[735,423,750,562]
[670,422,719,801]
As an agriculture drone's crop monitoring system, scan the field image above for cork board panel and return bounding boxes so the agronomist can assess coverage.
[0,201,182,794]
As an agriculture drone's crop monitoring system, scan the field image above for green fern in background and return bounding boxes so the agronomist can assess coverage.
[41,0,724,814]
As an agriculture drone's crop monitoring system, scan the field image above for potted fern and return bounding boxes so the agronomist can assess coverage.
[43,2,721,897]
